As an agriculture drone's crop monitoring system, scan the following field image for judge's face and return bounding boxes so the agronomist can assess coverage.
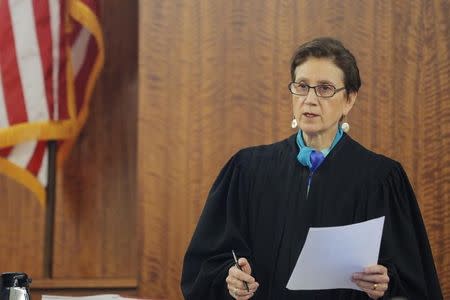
[292,58,356,138]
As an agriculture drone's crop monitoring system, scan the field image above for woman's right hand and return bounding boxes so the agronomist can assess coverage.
[226,257,259,299]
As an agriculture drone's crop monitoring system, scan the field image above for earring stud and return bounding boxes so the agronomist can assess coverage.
[341,122,350,132]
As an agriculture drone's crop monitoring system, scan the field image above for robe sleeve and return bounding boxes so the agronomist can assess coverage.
[367,161,443,299]
[181,151,252,300]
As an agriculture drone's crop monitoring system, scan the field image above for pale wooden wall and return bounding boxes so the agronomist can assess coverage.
[137,1,449,299]
[0,0,138,294]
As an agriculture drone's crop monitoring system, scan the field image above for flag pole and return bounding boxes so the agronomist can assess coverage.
[43,140,57,278]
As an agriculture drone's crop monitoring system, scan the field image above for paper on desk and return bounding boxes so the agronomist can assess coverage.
[42,295,122,300]
[42,295,161,300]
[42,295,159,300]
[286,216,385,291]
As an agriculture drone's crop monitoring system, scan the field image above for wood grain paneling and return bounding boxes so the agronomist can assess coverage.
[0,176,45,277]
[137,0,449,299]
[53,0,138,278]
[0,0,138,283]
[421,0,450,294]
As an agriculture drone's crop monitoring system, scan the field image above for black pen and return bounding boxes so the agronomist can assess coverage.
[232,250,250,292]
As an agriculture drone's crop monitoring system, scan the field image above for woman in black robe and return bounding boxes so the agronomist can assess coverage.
[181,37,443,299]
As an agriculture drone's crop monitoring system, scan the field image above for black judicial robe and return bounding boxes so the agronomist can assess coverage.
[181,134,442,299]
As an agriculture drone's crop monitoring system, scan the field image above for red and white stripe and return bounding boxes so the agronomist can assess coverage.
[0,0,64,188]
[0,0,100,191]
[70,0,100,115]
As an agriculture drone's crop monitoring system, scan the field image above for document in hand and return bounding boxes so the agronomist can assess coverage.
[286,216,385,291]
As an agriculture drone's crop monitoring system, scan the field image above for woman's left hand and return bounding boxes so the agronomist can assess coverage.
[352,265,389,299]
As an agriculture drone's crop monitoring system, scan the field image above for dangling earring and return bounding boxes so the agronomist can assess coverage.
[340,115,350,132]
[341,121,350,132]
[291,116,298,129]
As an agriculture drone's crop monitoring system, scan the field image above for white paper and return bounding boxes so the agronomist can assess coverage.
[42,295,153,300]
[42,295,122,300]
[286,216,385,291]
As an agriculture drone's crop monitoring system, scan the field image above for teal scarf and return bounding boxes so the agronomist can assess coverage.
[296,127,343,169]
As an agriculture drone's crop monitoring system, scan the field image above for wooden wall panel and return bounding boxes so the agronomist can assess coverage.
[421,0,450,294]
[138,0,449,299]
[0,177,44,278]
[53,0,138,279]
[0,0,137,290]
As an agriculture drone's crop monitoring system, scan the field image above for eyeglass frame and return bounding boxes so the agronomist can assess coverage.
[288,82,346,98]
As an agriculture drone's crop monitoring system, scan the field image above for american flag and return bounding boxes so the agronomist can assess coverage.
[0,0,104,206]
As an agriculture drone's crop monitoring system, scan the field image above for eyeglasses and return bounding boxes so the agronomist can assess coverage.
[288,82,346,98]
